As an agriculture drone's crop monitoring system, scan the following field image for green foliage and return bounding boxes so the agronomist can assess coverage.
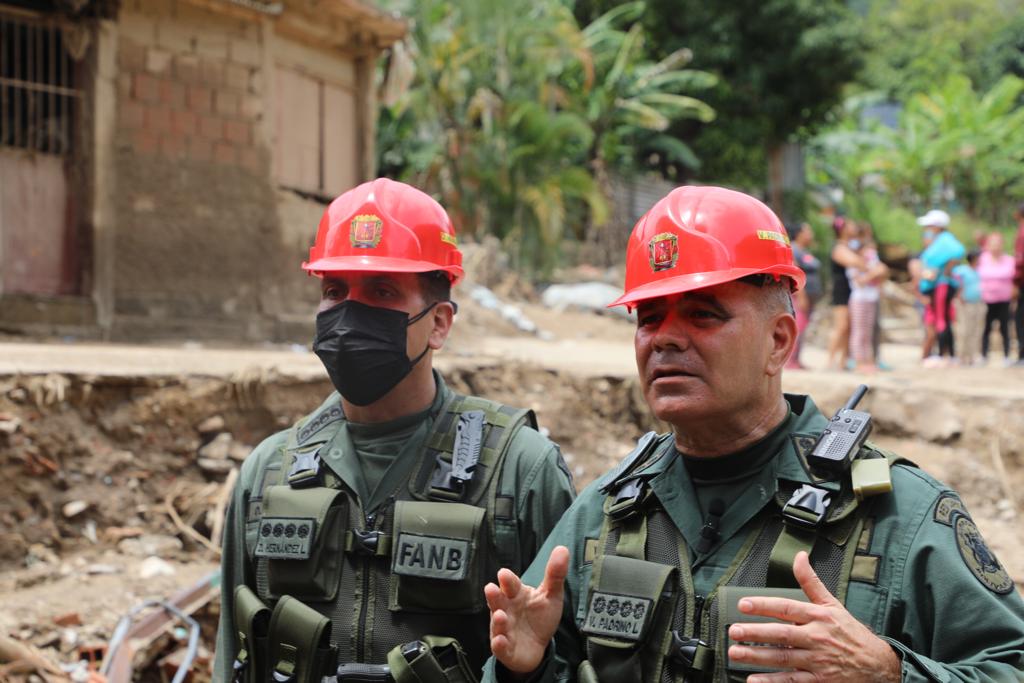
[581,0,866,187]
[377,0,714,273]
[860,0,1024,100]
[808,74,1024,246]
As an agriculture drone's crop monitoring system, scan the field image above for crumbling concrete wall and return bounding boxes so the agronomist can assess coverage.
[109,0,348,341]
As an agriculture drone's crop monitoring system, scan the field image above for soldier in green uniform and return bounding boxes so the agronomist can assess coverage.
[483,186,1024,682]
[213,179,575,683]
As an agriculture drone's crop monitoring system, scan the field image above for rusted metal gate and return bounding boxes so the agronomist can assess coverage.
[0,6,81,296]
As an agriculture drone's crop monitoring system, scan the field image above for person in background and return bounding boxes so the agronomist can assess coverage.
[859,222,889,370]
[952,251,984,366]
[916,210,965,367]
[826,217,860,370]
[978,232,1016,365]
[1014,203,1024,365]
[845,228,888,372]
[786,222,821,369]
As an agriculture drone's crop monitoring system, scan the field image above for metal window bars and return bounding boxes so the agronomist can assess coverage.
[0,8,81,156]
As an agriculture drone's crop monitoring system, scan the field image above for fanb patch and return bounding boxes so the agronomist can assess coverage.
[350,214,383,248]
[934,493,969,526]
[392,533,470,581]
[952,512,1014,594]
[648,232,679,272]
[254,517,315,559]
[581,591,652,642]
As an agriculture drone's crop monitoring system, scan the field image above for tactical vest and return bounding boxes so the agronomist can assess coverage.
[234,392,537,683]
[578,432,901,683]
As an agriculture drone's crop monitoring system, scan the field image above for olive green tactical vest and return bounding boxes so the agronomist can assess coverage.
[243,393,537,670]
[580,434,896,683]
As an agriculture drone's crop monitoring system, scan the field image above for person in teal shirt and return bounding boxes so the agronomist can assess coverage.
[483,187,1024,683]
[952,252,984,365]
[214,179,575,683]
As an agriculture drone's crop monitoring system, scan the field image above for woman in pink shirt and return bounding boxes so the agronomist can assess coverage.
[978,232,1016,363]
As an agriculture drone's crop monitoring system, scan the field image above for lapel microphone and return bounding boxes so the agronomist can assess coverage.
[695,498,726,554]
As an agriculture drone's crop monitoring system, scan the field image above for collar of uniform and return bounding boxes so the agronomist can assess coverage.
[308,370,452,499]
[774,393,840,493]
[646,394,835,560]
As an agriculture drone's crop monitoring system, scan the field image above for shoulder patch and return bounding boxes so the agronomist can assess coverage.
[934,493,969,526]
[952,512,1014,595]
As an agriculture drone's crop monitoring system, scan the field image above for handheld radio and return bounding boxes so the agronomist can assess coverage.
[807,384,872,476]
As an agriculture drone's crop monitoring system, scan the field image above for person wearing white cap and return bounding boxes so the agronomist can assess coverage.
[916,209,965,364]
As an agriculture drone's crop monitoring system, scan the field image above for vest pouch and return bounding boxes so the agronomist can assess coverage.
[267,596,335,683]
[256,485,347,601]
[718,586,809,681]
[580,555,676,682]
[389,501,487,614]
[386,635,479,683]
[233,585,270,683]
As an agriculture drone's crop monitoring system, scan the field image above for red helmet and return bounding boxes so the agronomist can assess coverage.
[610,186,805,308]
[303,178,464,283]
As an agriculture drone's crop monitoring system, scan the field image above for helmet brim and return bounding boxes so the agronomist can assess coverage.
[302,256,464,284]
[608,265,806,309]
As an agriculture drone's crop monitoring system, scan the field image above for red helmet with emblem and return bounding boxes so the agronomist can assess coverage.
[303,178,464,283]
[609,185,805,308]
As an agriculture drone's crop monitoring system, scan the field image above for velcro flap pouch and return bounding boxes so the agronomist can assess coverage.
[389,500,486,614]
[580,555,676,681]
[256,485,346,602]
[581,554,675,647]
[718,586,809,680]
[234,585,270,683]
[267,596,333,683]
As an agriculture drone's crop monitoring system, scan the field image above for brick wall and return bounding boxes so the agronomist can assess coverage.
[110,0,305,341]
[116,3,262,172]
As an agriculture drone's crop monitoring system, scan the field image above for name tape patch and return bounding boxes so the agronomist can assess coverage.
[392,533,470,581]
[254,517,315,559]
[580,591,652,642]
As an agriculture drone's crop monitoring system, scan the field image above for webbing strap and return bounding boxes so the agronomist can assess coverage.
[614,514,647,560]
[766,523,817,588]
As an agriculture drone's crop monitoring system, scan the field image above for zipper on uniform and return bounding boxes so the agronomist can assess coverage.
[692,594,705,633]
[355,509,377,661]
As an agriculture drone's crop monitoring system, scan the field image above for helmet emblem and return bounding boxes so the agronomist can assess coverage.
[350,214,384,248]
[648,232,679,272]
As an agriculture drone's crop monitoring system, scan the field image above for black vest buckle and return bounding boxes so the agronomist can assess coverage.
[782,484,831,528]
[349,529,381,555]
[606,477,648,522]
[669,632,714,675]
[287,449,324,489]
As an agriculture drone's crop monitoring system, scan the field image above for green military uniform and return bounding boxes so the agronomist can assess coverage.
[215,371,576,683]
[484,394,1024,682]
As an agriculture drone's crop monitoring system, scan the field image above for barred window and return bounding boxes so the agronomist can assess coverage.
[0,9,80,156]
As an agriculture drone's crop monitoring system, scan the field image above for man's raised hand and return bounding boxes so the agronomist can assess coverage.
[485,546,570,675]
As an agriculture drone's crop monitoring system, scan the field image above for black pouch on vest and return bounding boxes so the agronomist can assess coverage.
[718,586,809,681]
[255,485,346,601]
[580,554,677,681]
[389,500,487,614]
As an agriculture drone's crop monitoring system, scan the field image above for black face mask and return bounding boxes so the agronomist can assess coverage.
[313,299,437,406]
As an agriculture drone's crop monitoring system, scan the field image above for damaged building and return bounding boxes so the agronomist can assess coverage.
[0,0,405,340]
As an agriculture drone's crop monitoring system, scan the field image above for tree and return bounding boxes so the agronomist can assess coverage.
[577,0,865,220]
[859,0,1024,101]
[378,0,606,274]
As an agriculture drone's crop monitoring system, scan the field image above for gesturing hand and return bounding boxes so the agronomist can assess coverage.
[484,546,570,675]
[727,551,900,683]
